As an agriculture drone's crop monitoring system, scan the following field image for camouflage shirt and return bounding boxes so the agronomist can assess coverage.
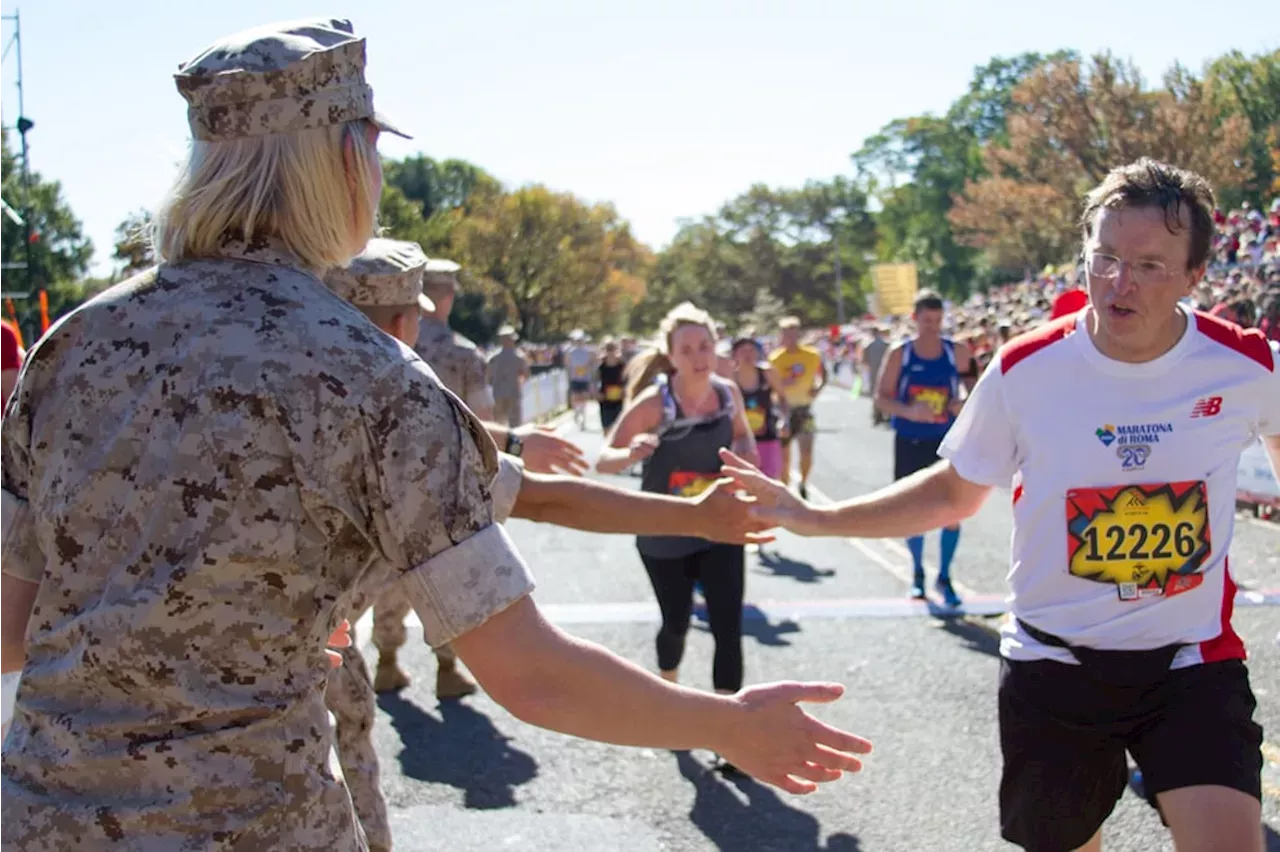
[414,317,492,414]
[0,236,535,851]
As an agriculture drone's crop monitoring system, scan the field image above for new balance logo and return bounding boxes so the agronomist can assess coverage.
[1190,396,1222,418]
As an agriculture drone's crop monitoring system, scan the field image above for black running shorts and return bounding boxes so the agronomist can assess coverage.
[893,432,943,481]
[781,406,815,444]
[998,657,1262,851]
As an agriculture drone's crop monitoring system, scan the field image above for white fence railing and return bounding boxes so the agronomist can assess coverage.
[521,368,569,424]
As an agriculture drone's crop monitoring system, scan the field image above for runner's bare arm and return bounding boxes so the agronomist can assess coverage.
[765,364,791,422]
[814,355,828,395]
[873,346,911,417]
[596,389,662,473]
[1,573,38,674]
[451,595,873,795]
[956,342,977,393]
[720,452,991,539]
[726,382,761,466]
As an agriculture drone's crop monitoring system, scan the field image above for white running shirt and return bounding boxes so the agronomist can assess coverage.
[940,307,1280,668]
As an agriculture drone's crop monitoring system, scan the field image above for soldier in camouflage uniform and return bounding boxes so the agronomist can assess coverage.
[322,238,530,852]
[0,20,536,851]
[372,258,494,698]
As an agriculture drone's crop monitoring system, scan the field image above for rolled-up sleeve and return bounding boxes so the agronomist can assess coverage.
[490,453,525,524]
[360,361,535,647]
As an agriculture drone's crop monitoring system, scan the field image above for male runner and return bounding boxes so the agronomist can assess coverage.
[874,290,973,606]
[768,316,826,497]
[724,158,1279,852]
[565,330,596,428]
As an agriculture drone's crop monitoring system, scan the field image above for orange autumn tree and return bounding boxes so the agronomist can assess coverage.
[949,53,1252,272]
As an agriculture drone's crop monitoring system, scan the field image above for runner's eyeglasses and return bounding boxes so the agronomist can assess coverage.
[1084,251,1176,286]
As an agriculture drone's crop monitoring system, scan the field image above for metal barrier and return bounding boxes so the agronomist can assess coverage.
[520,368,568,424]
[1238,438,1280,513]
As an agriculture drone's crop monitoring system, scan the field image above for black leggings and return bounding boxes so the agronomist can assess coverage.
[640,544,745,692]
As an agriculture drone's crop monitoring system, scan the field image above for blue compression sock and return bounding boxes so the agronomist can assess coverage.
[939,527,961,582]
[906,536,925,579]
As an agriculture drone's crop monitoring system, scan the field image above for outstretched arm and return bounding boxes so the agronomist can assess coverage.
[512,471,772,544]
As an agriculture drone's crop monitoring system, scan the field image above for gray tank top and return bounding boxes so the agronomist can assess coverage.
[637,376,736,559]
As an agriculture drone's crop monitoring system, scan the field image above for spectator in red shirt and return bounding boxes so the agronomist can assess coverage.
[1,319,24,412]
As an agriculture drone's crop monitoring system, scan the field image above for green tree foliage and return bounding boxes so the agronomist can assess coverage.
[112,210,154,278]
[1202,49,1280,206]
[638,179,875,332]
[449,185,650,343]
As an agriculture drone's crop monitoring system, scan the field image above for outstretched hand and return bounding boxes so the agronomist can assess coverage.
[717,449,820,535]
[716,681,873,794]
[516,424,589,476]
[691,478,776,545]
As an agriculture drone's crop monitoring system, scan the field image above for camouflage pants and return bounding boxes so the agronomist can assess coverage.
[493,394,523,428]
[326,640,391,852]
[372,590,457,667]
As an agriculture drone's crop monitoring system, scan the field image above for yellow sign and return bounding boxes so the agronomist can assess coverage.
[870,263,919,317]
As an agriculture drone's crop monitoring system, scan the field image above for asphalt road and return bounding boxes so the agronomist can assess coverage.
[361,388,1280,851]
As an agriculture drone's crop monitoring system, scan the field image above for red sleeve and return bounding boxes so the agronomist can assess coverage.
[1,321,21,371]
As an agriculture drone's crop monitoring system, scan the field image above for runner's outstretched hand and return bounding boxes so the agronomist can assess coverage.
[690,477,776,545]
[715,681,873,794]
[718,448,823,536]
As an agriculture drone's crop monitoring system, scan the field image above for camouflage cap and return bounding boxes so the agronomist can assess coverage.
[325,238,431,307]
[422,258,463,291]
[175,18,410,142]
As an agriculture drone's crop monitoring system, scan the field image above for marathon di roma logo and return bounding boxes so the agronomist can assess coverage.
[1065,481,1211,602]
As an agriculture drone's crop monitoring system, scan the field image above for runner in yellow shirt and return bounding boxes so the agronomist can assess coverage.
[768,316,827,498]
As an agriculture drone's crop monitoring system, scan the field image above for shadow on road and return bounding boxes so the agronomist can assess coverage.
[692,603,802,647]
[378,692,538,810]
[754,549,837,584]
[675,751,862,851]
[936,617,1001,659]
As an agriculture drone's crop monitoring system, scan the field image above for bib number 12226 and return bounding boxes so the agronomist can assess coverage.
[1066,481,1211,602]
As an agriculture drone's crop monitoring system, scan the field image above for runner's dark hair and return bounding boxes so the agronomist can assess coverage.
[1080,158,1216,270]
[914,290,944,313]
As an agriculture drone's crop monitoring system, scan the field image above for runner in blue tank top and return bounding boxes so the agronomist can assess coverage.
[874,290,975,607]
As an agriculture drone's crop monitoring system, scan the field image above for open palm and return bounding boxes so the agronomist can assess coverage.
[717,448,816,534]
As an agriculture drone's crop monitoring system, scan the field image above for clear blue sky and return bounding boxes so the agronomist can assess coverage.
[2,0,1275,276]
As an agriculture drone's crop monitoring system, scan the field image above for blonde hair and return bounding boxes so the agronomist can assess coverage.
[153,119,379,272]
[624,301,717,403]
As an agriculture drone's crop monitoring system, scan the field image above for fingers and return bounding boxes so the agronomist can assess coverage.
[805,742,867,773]
[768,774,818,795]
[790,761,844,784]
[773,681,845,705]
[805,716,875,756]
[743,532,777,544]
[327,619,352,649]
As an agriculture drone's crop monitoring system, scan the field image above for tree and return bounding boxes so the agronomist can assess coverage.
[638,178,876,332]
[949,53,1252,272]
[1,129,93,312]
[450,185,651,342]
[852,52,1075,296]
[1202,49,1280,206]
[113,210,154,277]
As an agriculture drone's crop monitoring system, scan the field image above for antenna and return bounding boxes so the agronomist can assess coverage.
[1,9,35,303]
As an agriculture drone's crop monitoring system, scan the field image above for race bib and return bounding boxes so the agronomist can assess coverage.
[745,407,766,435]
[1065,481,1211,602]
[604,385,623,402]
[907,385,950,421]
[573,366,589,379]
[668,470,717,498]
